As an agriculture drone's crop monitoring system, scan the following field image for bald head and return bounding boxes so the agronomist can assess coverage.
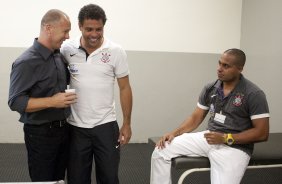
[38,9,71,51]
[224,48,246,68]
[41,9,69,29]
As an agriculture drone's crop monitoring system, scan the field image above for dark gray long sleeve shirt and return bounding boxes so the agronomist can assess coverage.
[8,39,70,125]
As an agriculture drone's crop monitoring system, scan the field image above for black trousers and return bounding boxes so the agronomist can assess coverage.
[67,121,120,184]
[24,121,69,182]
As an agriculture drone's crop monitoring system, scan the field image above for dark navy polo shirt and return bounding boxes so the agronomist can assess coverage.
[198,75,270,155]
[8,39,70,125]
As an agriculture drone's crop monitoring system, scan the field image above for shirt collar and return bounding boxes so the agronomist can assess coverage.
[232,74,245,93]
[215,74,245,98]
[75,36,110,51]
[214,74,244,89]
[33,38,54,61]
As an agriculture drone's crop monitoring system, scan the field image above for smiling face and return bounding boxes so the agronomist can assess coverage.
[40,10,71,51]
[217,52,243,83]
[47,17,71,50]
[79,18,104,53]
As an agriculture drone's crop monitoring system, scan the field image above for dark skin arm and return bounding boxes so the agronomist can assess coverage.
[204,117,269,144]
[156,107,208,149]
[117,76,133,145]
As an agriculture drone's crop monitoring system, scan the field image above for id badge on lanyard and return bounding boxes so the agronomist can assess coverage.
[214,112,226,124]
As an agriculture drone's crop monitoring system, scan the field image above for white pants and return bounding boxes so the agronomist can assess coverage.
[150,131,250,184]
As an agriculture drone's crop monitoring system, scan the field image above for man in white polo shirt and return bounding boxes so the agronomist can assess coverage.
[61,4,133,184]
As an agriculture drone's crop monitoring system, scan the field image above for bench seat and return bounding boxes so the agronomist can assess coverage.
[149,133,282,183]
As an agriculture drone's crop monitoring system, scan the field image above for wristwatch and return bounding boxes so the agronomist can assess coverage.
[225,133,235,145]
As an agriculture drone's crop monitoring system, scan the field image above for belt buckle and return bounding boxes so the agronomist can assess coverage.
[49,120,65,128]
[59,120,66,127]
[59,120,62,127]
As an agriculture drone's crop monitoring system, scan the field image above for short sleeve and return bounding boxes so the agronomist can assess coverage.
[114,47,129,78]
[247,90,270,120]
[197,84,211,110]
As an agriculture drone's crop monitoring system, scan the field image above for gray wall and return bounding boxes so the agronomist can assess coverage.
[0,47,219,143]
[118,51,220,142]
[240,0,282,133]
[0,48,22,142]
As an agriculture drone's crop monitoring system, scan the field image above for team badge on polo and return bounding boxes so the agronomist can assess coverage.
[233,93,244,106]
[101,52,111,63]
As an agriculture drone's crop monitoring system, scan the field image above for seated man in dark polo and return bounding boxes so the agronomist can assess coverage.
[150,48,269,184]
[8,9,76,182]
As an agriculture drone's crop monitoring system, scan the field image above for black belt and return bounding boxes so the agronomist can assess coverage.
[26,119,67,128]
[47,119,67,128]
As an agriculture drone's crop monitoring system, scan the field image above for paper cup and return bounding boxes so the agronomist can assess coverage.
[65,89,76,93]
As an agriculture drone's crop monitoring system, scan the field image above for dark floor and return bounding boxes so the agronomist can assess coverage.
[0,143,281,184]
[0,143,154,184]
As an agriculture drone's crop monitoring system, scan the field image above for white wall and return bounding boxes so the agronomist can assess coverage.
[5,0,282,143]
[0,0,242,53]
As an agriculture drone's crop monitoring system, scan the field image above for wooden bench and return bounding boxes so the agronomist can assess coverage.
[149,133,282,184]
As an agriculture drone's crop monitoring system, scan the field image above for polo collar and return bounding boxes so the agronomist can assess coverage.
[215,74,246,98]
[214,75,245,89]
[75,36,110,51]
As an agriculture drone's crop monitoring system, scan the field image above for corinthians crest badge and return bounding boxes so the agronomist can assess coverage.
[233,93,244,106]
[100,52,111,63]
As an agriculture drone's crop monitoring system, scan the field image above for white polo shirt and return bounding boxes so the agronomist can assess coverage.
[61,37,129,128]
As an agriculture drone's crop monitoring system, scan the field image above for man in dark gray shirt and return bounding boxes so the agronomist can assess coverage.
[8,9,76,182]
[151,48,269,184]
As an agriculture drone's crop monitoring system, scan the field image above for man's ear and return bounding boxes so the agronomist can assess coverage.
[78,23,83,31]
[44,24,52,36]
